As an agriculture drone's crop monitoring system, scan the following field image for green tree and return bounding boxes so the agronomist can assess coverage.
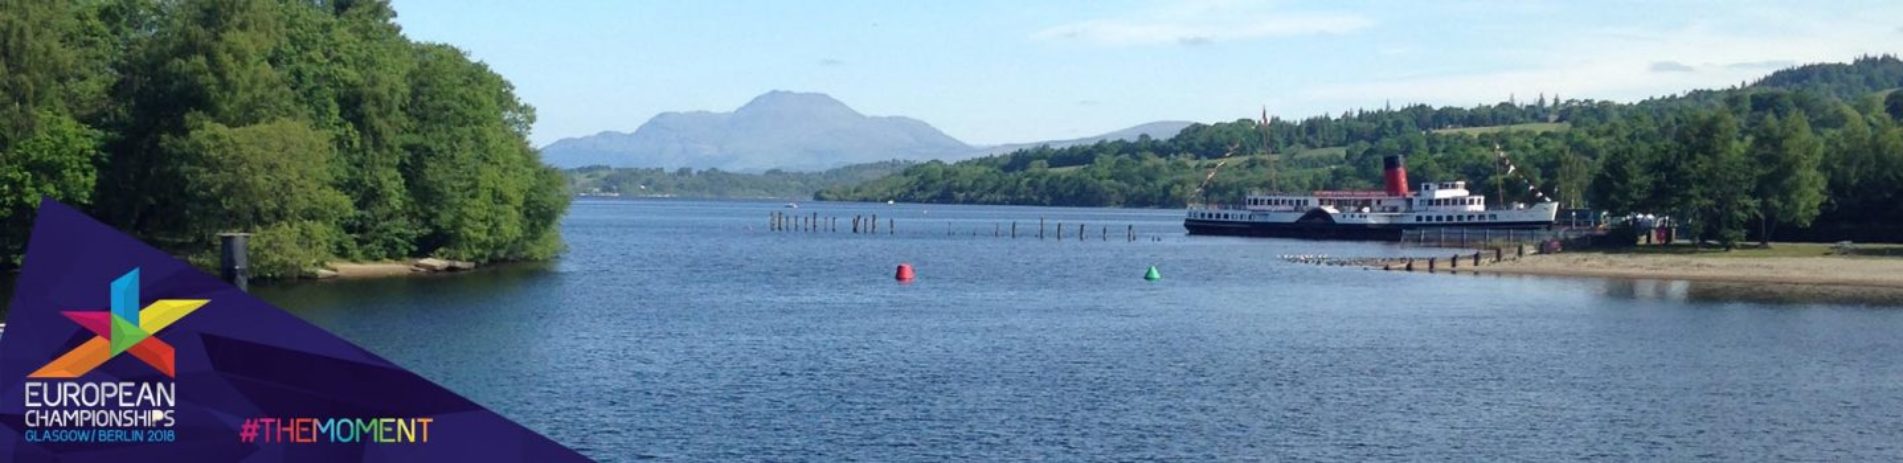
[1677,110,1754,249]
[0,0,115,267]
[166,119,349,276]
[1588,141,1651,215]
[1748,113,1826,245]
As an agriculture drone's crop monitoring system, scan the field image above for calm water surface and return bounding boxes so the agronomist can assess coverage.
[251,199,1903,461]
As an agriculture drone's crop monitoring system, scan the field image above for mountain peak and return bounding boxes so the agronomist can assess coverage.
[737,90,858,116]
[540,91,967,171]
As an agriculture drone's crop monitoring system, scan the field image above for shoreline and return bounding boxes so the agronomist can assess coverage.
[1466,252,1903,290]
[321,258,479,279]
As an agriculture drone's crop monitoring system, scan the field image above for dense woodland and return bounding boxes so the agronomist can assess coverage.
[569,161,915,200]
[820,56,1903,246]
[0,0,567,277]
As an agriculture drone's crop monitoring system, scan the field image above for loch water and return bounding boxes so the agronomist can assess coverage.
[253,199,1903,461]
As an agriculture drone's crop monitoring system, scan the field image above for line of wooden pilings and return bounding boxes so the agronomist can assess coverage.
[771,210,1152,243]
[1387,248,1512,273]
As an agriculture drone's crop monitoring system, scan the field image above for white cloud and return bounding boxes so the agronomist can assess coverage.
[1034,0,1372,46]
[1299,10,1902,107]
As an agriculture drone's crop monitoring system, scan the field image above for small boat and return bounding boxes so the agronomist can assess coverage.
[784,202,799,209]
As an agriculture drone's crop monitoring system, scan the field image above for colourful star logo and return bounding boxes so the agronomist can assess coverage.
[30,268,208,378]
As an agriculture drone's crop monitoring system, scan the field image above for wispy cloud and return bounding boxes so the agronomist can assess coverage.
[1034,0,1371,46]
[1301,9,1901,107]
[818,58,845,67]
[1725,59,1794,70]
[1650,61,1696,73]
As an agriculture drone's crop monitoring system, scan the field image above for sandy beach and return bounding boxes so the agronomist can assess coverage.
[325,261,420,279]
[1472,252,1903,289]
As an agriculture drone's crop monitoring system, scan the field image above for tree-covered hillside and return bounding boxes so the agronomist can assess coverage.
[820,55,1903,246]
[0,0,568,277]
[569,160,916,200]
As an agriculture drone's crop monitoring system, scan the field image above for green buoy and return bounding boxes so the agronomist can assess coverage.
[1144,265,1161,281]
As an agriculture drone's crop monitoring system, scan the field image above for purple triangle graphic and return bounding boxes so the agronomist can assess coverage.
[0,199,592,462]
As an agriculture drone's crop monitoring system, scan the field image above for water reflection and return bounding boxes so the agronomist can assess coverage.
[1598,278,1903,306]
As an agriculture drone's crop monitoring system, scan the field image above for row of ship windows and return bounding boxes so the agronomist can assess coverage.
[1422,197,1483,207]
[1418,214,1497,223]
[1199,212,1247,220]
[1248,198,1310,207]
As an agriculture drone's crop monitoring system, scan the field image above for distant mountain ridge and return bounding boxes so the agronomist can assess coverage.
[972,120,1195,156]
[539,91,1191,171]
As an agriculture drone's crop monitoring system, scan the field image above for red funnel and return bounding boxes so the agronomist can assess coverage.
[1382,155,1410,197]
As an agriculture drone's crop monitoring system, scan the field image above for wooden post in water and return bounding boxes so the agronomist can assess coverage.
[1101,225,1107,241]
[1127,225,1134,242]
[1057,222,1063,241]
[1012,221,1018,239]
[1406,258,1415,272]
[1472,252,1481,266]
[995,223,1000,237]
[1078,223,1084,241]
[1039,217,1045,240]
[1450,253,1459,269]
[1494,248,1503,263]
[219,233,250,292]
[871,214,878,234]
[1428,257,1436,272]
[852,215,860,234]
[888,218,894,235]
[1517,244,1525,258]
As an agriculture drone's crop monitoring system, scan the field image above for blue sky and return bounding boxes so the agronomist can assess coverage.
[389,0,1903,147]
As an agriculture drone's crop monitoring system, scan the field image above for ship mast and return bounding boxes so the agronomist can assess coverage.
[1261,106,1277,193]
[1494,144,1506,208]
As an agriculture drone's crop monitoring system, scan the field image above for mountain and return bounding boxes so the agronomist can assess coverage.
[539,91,1197,171]
[971,120,1195,156]
[540,91,970,171]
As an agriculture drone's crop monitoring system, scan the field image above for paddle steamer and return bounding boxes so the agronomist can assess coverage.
[1184,155,1558,240]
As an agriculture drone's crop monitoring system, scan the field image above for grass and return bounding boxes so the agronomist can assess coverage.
[1185,146,1346,168]
[1289,146,1346,160]
[1586,242,1903,258]
[1431,122,1571,136]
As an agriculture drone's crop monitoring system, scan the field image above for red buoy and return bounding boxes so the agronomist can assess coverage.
[895,263,915,281]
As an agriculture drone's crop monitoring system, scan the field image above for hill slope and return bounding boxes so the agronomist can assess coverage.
[972,120,1195,156]
[541,91,971,171]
